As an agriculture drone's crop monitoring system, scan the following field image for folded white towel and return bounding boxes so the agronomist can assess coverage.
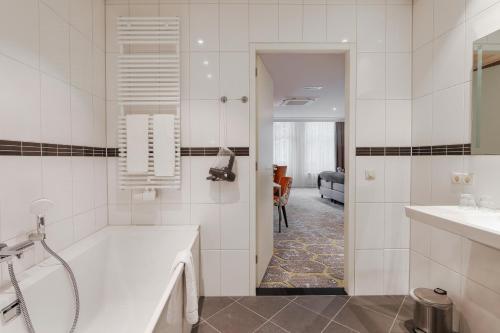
[153,114,176,177]
[169,249,199,325]
[126,114,149,174]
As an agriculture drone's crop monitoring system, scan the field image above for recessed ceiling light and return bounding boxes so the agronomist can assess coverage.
[303,86,323,90]
[341,38,348,43]
[207,73,212,79]
[203,60,209,66]
[332,107,337,111]
[197,39,204,45]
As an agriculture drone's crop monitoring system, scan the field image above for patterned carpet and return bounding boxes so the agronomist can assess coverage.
[260,187,345,288]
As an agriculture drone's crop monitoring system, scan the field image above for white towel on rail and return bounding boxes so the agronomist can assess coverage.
[153,114,176,177]
[169,249,199,325]
[126,114,149,173]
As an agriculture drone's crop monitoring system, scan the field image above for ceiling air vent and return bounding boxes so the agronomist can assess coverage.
[279,97,317,106]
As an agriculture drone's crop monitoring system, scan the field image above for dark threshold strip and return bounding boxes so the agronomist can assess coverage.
[256,287,347,296]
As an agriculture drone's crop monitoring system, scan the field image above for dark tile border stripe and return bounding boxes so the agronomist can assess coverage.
[0,140,250,157]
[356,144,471,156]
[256,287,348,296]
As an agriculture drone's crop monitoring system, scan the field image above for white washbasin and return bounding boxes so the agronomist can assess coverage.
[405,205,500,251]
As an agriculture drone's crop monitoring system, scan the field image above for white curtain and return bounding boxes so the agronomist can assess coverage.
[273,122,336,188]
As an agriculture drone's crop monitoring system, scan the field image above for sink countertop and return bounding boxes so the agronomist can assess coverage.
[405,205,500,251]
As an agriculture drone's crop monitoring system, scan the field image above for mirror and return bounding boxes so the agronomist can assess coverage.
[472,29,500,154]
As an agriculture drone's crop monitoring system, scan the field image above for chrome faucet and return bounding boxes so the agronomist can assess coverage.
[0,240,35,263]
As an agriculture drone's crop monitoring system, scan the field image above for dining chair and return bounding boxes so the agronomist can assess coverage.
[274,176,292,229]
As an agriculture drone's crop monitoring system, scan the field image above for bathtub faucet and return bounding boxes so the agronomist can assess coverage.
[0,240,35,263]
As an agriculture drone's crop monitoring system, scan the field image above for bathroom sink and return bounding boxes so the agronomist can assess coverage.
[405,205,500,251]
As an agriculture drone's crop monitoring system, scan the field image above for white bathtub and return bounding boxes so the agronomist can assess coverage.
[0,225,199,333]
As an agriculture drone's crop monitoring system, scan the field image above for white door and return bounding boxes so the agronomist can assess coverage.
[256,56,275,285]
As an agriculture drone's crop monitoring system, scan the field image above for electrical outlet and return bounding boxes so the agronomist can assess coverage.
[451,172,462,184]
[463,173,474,185]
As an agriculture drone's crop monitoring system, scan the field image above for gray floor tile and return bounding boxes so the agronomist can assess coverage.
[322,321,355,333]
[271,302,330,333]
[238,296,290,319]
[191,321,220,333]
[293,295,349,319]
[207,302,267,333]
[343,296,405,318]
[390,319,414,333]
[198,297,235,319]
[255,322,289,333]
[334,300,396,333]
[396,297,415,322]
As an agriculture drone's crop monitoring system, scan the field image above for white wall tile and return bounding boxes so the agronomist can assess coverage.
[411,95,433,146]
[161,203,191,225]
[93,48,106,99]
[220,4,249,51]
[191,204,220,249]
[42,157,73,224]
[412,42,433,98]
[356,156,385,202]
[107,158,131,205]
[430,227,463,272]
[384,203,410,249]
[190,4,220,51]
[434,0,466,37]
[93,0,106,51]
[386,53,411,99]
[220,52,249,99]
[303,5,327,42]
[190,100,220,147]
[190,52,220,99]
[42,0,70,21]
[106,5,129,54]
[432,24,466,91]
[386,5,412,52]
[386,100,411,146]
[70,0,93,38]
[221,202,249,249]
[72,157,94,215]
[70,28,93,92]
[40,74,71,144]
[430,156,465,205]
[385,156,411,202]
[0,0,39,68]
[0,55,41,142]
[131,202,162,225]
[326,5,356,43]
[411,156,432,205]
[108,204,131,225]
[161,157,191,204]
[357,53,386,99]
[383,249,409,294]
[73,210,96,241]
[356,203,385,249]
[200,250,221,296]
[44,218,75,253]
[355,250,384,295]
[223,101,250,147]
[40,3,70,82]
[279,5,303,42]
[190,157,221,204]
[93,97,106,147]
[356,100,386,147]
[249,4,279,42]
[432,84,466,145]
[71,87,94,146]
[413,0,434,49]
[221,250,249,296]
[0,157,43,241]
[357,5,386,52]
[93,158,107,208]
[95,205,107,230]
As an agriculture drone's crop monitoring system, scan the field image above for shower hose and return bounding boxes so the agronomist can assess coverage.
[7,239,80,333]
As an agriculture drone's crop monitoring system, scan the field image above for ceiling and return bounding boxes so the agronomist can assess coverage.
[260,53,345,121]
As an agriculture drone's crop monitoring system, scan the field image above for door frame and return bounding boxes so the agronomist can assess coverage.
[249,43,357,295]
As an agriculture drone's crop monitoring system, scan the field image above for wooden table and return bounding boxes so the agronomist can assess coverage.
[273,182,282,232]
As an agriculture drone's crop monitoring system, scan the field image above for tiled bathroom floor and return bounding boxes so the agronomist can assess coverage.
[260,188,344,288]
[193,295,415,333]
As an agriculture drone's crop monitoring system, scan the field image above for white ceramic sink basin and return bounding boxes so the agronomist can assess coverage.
[405,206,500,251]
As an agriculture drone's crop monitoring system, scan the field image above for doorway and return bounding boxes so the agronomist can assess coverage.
[251,45,354,295]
